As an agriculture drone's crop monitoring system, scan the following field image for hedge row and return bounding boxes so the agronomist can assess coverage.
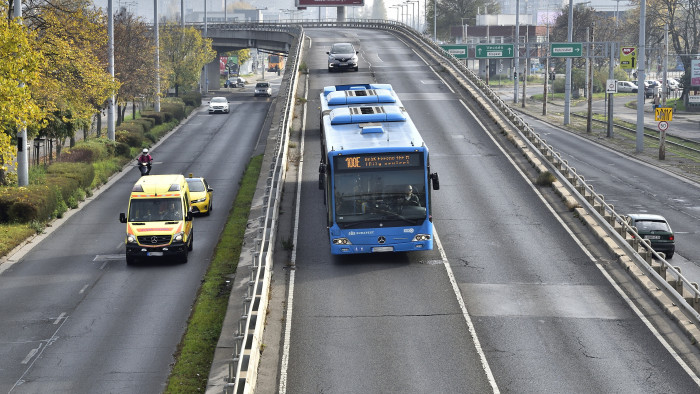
[1,94,199,224]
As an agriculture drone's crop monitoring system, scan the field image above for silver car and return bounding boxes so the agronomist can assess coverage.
[254,82,271,97]
[327,42,359,72]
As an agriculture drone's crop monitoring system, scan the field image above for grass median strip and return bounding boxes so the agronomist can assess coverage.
[165,154,263,393]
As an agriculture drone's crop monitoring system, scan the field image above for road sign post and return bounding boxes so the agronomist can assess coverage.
[475,44,514,59]
[440,45,468,59]
[620,46,637,70]
[550,43,583,57]
[655,107,673,121]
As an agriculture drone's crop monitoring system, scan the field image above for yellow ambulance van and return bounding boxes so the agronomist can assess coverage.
[119,174,194,264]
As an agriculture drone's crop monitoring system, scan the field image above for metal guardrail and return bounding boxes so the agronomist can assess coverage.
[570,112,700,155]
[410,30,700,328]
[220,19,700,393]
[223,25,304,394]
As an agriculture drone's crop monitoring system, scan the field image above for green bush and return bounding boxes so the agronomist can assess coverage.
[136,117,155,129]
[0,185,55,223]
[47,162,95,189]
[116,121,145,134]
[116,130,145,148]
[59,140,110,163]
[115,142,131,157]
[161,101,186,121]
[142,111,165,125]
[45,176,80,203]
[181,92,202,107]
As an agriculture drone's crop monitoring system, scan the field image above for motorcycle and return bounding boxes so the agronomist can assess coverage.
[138,161,151,176]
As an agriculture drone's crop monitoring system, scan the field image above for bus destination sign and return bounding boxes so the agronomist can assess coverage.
[335,152,421,170]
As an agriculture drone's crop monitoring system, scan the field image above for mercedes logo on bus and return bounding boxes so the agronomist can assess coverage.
[378,236,386,244]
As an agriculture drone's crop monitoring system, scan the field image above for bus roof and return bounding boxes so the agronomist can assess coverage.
[321,84,400,112]
[322,105,425,154]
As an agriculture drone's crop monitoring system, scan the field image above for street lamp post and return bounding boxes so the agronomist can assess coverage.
[461,17,468,44]
[409,1,418,30]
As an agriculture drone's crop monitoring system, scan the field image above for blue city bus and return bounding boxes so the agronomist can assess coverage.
[319,84,440,254]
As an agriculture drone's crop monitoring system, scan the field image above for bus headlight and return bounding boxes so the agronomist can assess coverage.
[332,238,351,245]
[174,231,184,242]
[412,234,431,242]
[126,234,137,244]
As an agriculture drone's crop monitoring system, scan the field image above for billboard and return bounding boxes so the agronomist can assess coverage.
[296,0,363,6]
[691,59,700,87]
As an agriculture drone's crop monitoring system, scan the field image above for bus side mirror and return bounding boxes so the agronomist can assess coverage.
[318,163,326,190]
[119,213,127,223]
[430,173,440,190]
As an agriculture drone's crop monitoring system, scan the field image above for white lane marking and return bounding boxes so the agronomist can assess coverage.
[278,71,309,394]
[434,231,501,393]
[458,99,700,387]
[53,312,66,325]
[79,284,89,294]
[21,346,40,364]
[100,261,108,270]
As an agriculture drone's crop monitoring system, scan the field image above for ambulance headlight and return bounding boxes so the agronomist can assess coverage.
[174,231,184,242]
[126,234,137,243]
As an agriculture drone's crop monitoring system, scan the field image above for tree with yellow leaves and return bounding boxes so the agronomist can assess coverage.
[0,9,43,185]
[159,23,216,97]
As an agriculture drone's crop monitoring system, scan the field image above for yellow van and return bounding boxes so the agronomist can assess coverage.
[119,174,194,264]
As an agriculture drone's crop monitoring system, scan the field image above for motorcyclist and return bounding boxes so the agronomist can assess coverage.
[137,148,153,175]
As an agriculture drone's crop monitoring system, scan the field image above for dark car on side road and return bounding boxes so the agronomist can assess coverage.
[624,213,675,259]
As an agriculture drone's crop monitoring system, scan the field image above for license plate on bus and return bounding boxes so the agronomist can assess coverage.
[372,246,394,252]
[644,235,661,240]
[147,251,164,256]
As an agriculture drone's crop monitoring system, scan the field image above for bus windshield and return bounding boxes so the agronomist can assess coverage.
[333,169,426,228]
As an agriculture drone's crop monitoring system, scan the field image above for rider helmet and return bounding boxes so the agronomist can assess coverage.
[142,148,149,154]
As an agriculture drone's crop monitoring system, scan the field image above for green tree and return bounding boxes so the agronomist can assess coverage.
[113,7,156,124]
[26,0,118,151]
[427,0,499,41]
[0,12,44,185]
[159,23,216,96]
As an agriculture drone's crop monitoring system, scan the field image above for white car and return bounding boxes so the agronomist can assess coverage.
[254,82,272,97]
[208,97,229,114]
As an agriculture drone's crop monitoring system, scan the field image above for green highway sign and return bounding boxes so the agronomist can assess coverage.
[475,44,514,59]
[440,45,469,59]
[550,43,583,57]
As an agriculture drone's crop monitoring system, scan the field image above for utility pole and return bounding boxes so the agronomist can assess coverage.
[586,24,594,133]
[564,0,573,125]
[14,0,28,186]
[154,0,160,112]
[514,0,520,104]
[607,41,615,137]
[543,21,549,115]
[108,0,115,141]
[636,0,646,153]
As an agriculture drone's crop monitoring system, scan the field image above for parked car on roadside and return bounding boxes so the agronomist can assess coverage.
[624,213,675,259]
[644,80,660,98]
[616,81,638,93]
[224,77,246,88]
